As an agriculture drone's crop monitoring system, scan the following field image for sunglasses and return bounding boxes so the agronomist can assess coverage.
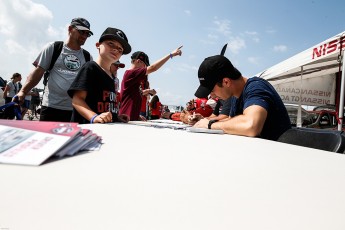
[74,26,92,37]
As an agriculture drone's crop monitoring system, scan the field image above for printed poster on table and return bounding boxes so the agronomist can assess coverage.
[0,120,82,166]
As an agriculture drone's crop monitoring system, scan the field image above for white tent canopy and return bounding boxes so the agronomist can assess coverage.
[256,31,345,129]
[257,31,344,82]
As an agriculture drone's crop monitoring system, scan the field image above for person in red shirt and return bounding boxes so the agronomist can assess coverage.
[119,46,183,121]
[139,80,156,120]
[180,98,213,124]
[149,95,162,119]
[161,97,214,124]
[194,97,208,109]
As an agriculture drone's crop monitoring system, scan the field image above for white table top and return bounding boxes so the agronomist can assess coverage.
[1,122,345,230]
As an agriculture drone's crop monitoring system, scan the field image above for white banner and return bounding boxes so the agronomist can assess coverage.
[271,74,336,106]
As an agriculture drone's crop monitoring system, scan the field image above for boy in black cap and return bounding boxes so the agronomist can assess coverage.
[68,27,131,124]
[119,46,183,121]
[193,55,291,141]
[16,17,93,122]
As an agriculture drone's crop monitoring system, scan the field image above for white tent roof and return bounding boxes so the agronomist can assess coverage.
[256,31,345,81]
[256,31,345,129]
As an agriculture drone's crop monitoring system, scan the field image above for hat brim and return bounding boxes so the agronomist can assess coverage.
[115,63,125,68]
[100,35,131,54]
[139,60,149,66]
[194,84,212,98]
[74,25,93,35]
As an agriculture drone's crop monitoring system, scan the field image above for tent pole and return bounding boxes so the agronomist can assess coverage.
[297,67,303,127]
[337,51,345,131]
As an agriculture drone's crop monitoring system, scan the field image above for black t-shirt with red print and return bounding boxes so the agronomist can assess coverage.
[68,61,120,124]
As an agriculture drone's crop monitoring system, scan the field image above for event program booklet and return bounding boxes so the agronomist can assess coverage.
[0,120,102,166]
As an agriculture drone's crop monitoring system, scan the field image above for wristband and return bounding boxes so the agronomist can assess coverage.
[170,53,173,59]
[208,119,218,129]
[90,114,98,124]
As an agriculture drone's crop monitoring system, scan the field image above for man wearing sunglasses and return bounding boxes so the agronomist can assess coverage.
[16,17,93,122]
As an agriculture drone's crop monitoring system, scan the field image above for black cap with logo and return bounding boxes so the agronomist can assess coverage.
[194,55,241,98]
[99,27,131,55]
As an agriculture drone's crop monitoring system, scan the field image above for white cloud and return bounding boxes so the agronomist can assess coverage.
[266,29,276,34]
[252,37,260,43]
[245,31,258,36]
[0,0,54,39]
[204,17,246,54]
[201,17,232,46]
[213,17,231,36]
[208,34,218,40]
[200,39,216,45]
[248,56,260,65]
[245,31,260,43]
[184,10,191,15]
[227,37,246,54]
[273,45,287,52]
[5,39,27,55]
[0,0,62,81]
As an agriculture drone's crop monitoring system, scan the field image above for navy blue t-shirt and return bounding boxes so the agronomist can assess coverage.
[229,77,291,141]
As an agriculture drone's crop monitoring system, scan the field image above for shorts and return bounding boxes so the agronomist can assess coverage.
[39,106,72,122]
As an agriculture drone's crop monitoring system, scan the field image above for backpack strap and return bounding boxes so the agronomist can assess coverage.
[48,41,90,70]
[43,41,90,86]
[49,41,64,71]
[82,49,91,62]
[43,41,63,86]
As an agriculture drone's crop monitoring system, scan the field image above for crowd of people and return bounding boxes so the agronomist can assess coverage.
[1,73,41,120]
[1,17,291,141]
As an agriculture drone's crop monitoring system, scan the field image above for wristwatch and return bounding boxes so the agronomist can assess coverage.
[208,119,218,129]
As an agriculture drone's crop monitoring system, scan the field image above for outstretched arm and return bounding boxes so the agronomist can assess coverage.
[146,45,183,75]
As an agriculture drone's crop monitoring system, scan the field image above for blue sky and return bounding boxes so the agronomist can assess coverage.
[0,0,344,106]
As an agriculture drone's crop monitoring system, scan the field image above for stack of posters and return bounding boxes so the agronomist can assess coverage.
[0,120,102,166]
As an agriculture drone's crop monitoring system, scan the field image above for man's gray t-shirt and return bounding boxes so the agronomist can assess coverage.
[34,42,92,110]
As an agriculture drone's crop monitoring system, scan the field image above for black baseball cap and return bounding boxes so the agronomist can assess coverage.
[131,51,150,66]
[99,27,131,54]
[70,18,93,35]
[194,55,241,98]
